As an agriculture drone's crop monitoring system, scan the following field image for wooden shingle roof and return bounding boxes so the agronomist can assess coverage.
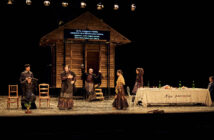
[40,11,131,46]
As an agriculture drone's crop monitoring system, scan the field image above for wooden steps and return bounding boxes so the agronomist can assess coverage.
[95,88,104,100]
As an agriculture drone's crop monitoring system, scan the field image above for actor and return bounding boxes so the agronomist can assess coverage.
[94,70,103,88]
[58,65,76,110]
[112,70,129,110]
[132,68,144,102]
[19,64,34,84]
[132,68,144,94]
[208,76,214,101]
[21,77,37,109]
[83,68,102,101]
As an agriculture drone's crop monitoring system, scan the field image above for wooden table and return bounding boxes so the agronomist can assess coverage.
[134,88,212,107]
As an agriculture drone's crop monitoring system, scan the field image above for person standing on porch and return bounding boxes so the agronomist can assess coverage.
[83,68,102,101]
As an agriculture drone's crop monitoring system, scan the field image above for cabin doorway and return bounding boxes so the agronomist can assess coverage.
[86,51,100,74]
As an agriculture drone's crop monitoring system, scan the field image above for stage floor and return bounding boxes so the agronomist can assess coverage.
[1,96,214,116]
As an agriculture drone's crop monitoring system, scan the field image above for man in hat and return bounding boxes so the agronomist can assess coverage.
[19,64,34,84]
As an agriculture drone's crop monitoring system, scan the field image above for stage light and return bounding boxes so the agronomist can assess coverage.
[80,1,86,8]
[44,0,50,7]
[7,0,13,5]
[131,4,136,11]
[62,2,68,7]
[58,20,64,26]
[26,0,32,5]
[97,3,104,10]
[113,4,119,10]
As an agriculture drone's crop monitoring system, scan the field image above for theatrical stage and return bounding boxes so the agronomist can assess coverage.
[1,95,214,138]
[1,96,214,116]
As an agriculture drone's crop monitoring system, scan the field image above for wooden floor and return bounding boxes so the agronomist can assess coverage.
[1,96,214,116]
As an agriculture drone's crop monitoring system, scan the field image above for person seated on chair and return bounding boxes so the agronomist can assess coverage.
[21,77,37,109]
[208,76,214,102]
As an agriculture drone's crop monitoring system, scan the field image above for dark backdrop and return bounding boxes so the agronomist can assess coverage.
[0,0,213,94]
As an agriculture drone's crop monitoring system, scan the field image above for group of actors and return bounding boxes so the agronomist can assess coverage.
[19,63,214,111]
[19,64,144,110]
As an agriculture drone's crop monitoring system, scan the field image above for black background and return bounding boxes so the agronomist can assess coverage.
[0,0,213,93]
[0,1,214,138]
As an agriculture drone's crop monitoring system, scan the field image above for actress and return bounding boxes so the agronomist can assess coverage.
[112,70,129,110]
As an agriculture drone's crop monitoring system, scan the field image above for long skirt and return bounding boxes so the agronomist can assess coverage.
[85,82,96,101]
[58,97,73,110]
[112,86,129,110]
[58,82,74,110]
[132,82,140,95]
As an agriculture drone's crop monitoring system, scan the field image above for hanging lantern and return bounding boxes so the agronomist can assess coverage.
[131,4,136,11]
[80,1,86,8]
[44,0,50,7]
[97,3,104,10]
[58,20,64,26]
[62,2,68,7]
[26,0,32,5]
[7,0,13,5]
[114,4,119,10]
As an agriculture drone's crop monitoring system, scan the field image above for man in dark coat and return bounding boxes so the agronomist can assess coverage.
[19,64,37,109]
[19,64,34,84]
[208,76,214,102]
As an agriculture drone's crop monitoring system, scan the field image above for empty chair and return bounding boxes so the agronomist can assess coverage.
[39,84,50,108]
[7,85,19,109]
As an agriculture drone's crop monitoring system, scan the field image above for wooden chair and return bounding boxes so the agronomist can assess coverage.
[39,84,50,108]
[7,85,19,109]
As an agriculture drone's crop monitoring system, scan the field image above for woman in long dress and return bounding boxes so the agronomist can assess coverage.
[58,65,76,110]
[112,70,129,110]
[132,68,144,102]
[132,68,144,94]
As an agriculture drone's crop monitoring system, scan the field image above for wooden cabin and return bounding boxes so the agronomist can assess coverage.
[40,11,131,90]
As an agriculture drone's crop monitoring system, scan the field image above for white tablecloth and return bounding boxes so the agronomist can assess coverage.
[134,88,212,107]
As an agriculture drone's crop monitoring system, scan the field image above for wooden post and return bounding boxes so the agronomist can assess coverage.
[51,44,56,88]
[63,39,66,67]
[106,42,110,98]
[82,40,86,98]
